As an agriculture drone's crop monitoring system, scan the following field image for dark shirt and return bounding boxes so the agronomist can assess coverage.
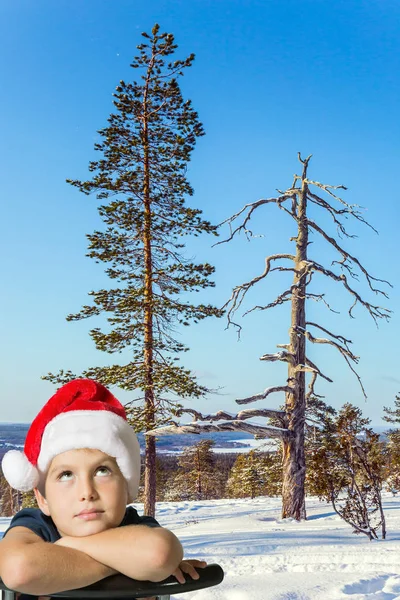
[4,506,159,541]
[3,506,160,600]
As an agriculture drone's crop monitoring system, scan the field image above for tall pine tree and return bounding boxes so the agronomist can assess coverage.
[43,25,221,516]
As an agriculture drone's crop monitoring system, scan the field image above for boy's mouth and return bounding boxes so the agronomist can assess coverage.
[76,509,105,520]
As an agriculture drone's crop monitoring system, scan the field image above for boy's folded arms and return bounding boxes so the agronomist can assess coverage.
[54,524,184,582]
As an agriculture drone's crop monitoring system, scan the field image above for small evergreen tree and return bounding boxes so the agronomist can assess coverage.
[263,449,283,496]
[383,393,400,426]
[305,398,337,497]
[165,440,223,501]
[309,403,387,540]
[43,25,221,516]
[226,449,281,499]
[383,393,400,492]
[226,452,262,499]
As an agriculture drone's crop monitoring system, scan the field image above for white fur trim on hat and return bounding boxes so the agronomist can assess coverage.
[1,449,40,492]
[36,410,141,502]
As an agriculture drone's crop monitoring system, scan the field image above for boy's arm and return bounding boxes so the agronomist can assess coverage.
[55,524,184,582]
[0,527,118,596]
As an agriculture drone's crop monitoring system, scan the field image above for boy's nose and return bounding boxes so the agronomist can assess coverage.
[78,478,99,501]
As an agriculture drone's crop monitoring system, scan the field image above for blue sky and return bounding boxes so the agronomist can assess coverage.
[0,0,398,425]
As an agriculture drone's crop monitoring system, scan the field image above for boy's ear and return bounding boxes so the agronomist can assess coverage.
[34,487,50,516]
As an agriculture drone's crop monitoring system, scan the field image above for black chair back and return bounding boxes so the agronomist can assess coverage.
[0,563,224,600]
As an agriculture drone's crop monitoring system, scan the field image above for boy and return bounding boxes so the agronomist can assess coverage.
[0,379,206,599]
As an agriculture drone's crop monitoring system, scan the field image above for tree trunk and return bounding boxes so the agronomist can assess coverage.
[144,434,156,516]
[281,158,309,520]
[196,448,202,499]
[142,55,156,517]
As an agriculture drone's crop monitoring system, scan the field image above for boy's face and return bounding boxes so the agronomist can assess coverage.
[34,448,129,537]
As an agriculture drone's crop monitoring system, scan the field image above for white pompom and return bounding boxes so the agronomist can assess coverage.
[1,450,39,491]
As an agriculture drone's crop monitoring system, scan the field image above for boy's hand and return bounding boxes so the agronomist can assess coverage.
[172,559,207,584]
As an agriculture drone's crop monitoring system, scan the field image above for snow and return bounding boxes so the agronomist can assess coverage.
[2,495,400,599]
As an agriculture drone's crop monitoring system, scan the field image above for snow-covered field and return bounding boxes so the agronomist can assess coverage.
[2,495,400,599]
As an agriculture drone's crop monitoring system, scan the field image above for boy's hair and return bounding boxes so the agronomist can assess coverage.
[1,379,141,502]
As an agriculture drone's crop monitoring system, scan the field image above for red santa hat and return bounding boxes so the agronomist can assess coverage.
[1,379,141,502]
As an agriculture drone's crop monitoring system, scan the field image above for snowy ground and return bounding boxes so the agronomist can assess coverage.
[2,495,400,599]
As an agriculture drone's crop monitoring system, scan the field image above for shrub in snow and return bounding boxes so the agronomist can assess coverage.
[307,402,387,540]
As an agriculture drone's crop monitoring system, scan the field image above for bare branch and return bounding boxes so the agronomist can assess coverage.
[307,218,392,295]
[215,194,294,246]
[173,408,236,421]
[295,358,333,383]
[307,191,349,215]
[270,266,296,274]
[174,406,286,420]
[306,321,353,350]
[276,197,299,220]
[305,371,325,402]
[236,385,295,405]
[306,260,391,324]
[305,292,340,313]
[298,152,313,166]
[260,350,296,365]
[146,420,292,440]
[295,325,367,398]
[222,254,296,330]
[305,178,348,201]
[331,255,359,280]
[243,287,293,316]
[307,191,358,239]
[237,408,286,420]
[296,326,359,363]
[340,351,367,398]
[307,188,378,235]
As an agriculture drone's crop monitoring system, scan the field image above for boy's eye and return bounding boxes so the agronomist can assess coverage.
[96,466,111,476]
[58,471,73,481]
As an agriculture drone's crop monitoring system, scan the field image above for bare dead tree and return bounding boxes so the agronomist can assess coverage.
[147,154,391,520]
